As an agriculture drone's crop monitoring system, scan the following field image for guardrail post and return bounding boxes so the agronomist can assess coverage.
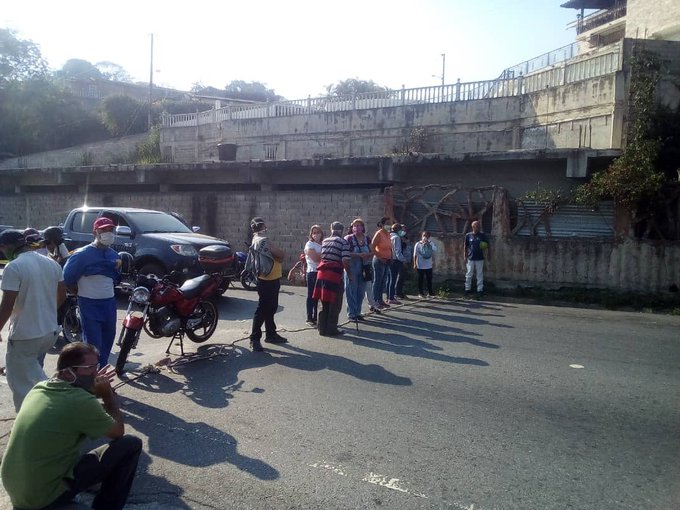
[401,85,405,106]
[455,79,461,101]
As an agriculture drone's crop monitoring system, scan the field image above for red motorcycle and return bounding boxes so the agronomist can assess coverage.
[115,249,226,375]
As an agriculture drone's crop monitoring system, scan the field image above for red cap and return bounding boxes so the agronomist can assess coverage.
[93,217,115,232]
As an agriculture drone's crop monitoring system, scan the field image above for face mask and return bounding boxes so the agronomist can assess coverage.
[353,225,364,234]
[66,369,96,392]
[98,232,115,246]
[383,225,390,232]
[398,230,405,237]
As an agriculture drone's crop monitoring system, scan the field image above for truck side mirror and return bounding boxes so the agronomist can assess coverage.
[192,226,201,233]
[116,226,132,237]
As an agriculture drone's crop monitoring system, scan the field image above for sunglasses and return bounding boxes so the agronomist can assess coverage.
[70,363,100,370]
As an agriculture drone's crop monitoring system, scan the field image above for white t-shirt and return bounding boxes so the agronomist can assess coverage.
[414,240,437,270]
[304,241,322,272]
[77,275,116,299]
[0,251,63,340]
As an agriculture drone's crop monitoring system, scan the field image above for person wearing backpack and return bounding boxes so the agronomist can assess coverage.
[414,231,437,298]
[247,217,287,352]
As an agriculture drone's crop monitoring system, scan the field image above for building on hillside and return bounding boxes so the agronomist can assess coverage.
[562,0,680,49]
[65,77,186,103]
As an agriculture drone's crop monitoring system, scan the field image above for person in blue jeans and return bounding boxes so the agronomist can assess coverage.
[371,217,393,310]
[304,225,323,326]
[63,217,121,365]
[344,218,373,321]
[387,223,407,304]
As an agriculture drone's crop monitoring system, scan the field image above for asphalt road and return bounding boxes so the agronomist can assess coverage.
[0,283,679,509]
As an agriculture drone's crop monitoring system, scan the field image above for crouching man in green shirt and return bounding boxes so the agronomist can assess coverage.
[1,342,142,510]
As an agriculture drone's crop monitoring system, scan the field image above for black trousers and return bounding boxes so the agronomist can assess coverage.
[41,435,142,510]
[417,268,434,295]
[318,284,344,336]
[250,278,281,340]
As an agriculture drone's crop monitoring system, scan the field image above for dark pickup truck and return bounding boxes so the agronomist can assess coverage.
[61,207,232,279]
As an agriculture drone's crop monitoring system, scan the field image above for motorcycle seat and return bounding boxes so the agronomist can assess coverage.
[179,274,213,298]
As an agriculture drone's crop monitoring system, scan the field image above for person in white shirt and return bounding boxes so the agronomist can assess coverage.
[0,229,66,411]
[414,231,437,298]
[304,225,323,326]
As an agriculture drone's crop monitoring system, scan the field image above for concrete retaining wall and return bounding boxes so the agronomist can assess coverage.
[1,184,677,293]
[162,74,622,163]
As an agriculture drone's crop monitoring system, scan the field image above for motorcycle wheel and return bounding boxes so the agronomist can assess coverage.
[115,328,139,375]
[240,269,257,291]
[62,304,82,343]
[143,317,163,339]
[186,300,218,343]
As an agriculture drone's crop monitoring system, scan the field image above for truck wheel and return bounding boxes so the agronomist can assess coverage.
[139,263,164,278]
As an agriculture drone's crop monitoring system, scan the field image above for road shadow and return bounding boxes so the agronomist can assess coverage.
[122,396,279,480]
[356,316,500,350]
[168,342,412,409]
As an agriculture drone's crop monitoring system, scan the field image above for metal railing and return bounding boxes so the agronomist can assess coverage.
[577,4,627,35]
[500,42,581,79]
[162,49,622,128]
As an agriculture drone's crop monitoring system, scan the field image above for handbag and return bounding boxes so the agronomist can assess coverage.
[362,264,373,282]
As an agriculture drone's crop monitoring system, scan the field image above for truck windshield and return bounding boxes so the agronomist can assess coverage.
[127,212,193,234]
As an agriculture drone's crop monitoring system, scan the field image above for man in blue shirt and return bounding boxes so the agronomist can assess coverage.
[63,218,121,365]
[463,220,490,297]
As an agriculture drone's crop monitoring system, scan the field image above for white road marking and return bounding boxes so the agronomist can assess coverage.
[309,461,347,476]
[362,472,428,499]
[569,364,585,369]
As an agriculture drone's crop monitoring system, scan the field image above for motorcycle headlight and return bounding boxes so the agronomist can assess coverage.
[132,286,151,304]
[170,244,198,257]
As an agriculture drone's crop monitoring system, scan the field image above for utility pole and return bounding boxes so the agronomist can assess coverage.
[148,33,154,131]
[441,53,446,86]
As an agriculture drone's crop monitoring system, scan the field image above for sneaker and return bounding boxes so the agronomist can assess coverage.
[369,306,381,314]
[265,334,288,344]
[250,340,264,352]
[306,320,316,326]
[388,299,401,305]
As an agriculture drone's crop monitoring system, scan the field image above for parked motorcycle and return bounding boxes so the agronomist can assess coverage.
[114,251,222,375]
[59,293,82,343]
[202,244,256,293]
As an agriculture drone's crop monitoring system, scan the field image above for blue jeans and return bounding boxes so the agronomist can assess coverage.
[372,258,389,304]
[306,271,318,321]
[78,296,117,366]
[387,260,402,300]
[345,260,367,319]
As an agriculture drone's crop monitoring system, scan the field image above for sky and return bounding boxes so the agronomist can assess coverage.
[1,0,582,100]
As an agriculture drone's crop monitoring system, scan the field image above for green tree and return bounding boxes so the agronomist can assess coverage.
[55,59,103,80]
[0,28,47,87]
[100,94,147,136]
[95,61,133,82]
[574,50,666,211]
[223,80,281,102]
[326,78,389,97]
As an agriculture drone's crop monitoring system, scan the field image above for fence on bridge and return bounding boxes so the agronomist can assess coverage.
[162,47,622,128]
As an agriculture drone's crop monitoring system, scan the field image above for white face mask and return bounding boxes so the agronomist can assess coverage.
[98,232,115,246]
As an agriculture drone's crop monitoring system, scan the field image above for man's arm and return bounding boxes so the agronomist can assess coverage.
[93,368,124,438]
[0,290,18,340]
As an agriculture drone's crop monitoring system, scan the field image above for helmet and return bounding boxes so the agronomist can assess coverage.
[118,252,135,274]
[43,226,64,244]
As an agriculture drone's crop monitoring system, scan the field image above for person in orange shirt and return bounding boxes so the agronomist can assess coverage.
[370,217,393,310]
